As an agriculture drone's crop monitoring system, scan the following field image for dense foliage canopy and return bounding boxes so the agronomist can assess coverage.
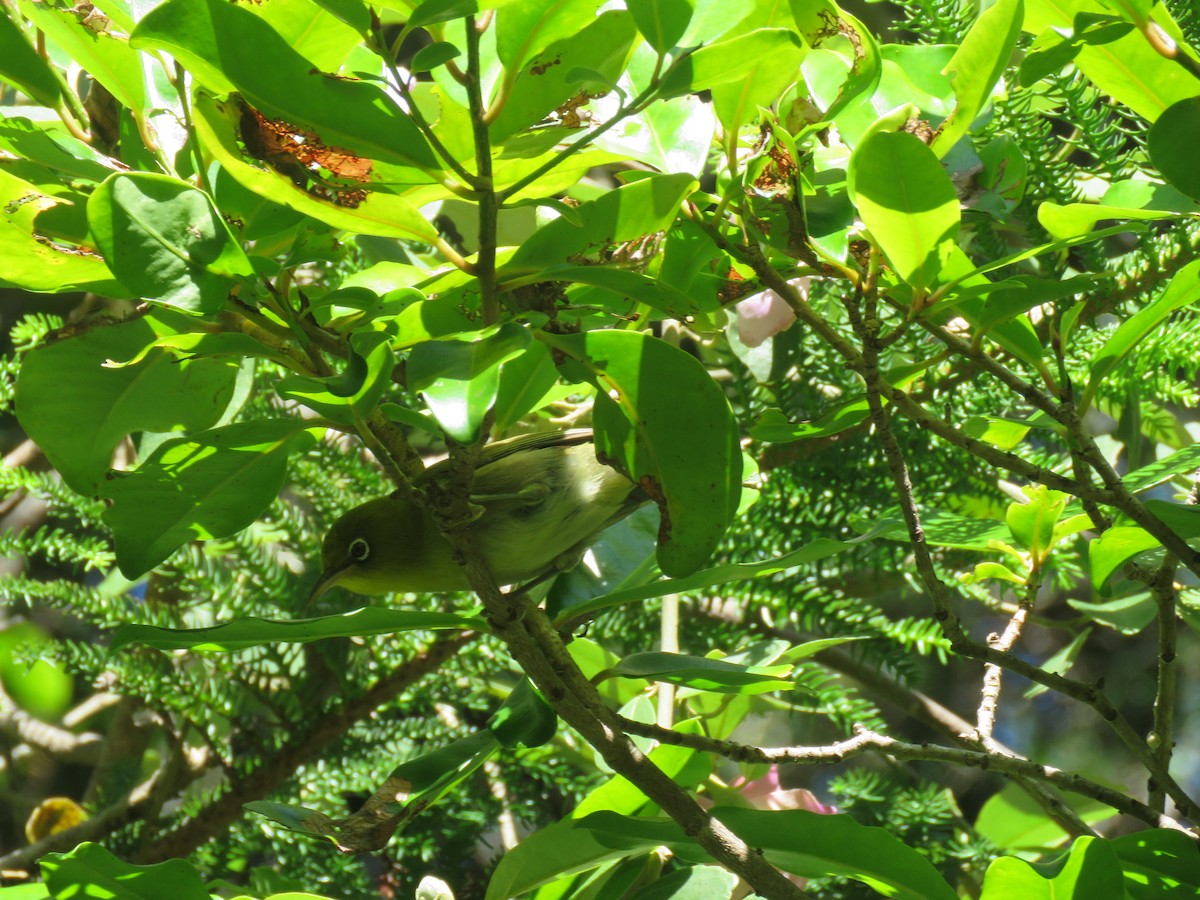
[2,0,1200,897]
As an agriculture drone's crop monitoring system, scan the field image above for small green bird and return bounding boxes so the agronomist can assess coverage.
[311,430,646,599]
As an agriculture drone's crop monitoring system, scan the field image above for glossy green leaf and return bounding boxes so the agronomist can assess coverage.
[1005,486,1067,558]
[410,0,523,28]
[1082,258,1200,410]
[1123,442,1200,494]
[40,843,209,900]
[1088,525,1159,590]
[102,421,320,577]
[981,836,1125,899]
[932,0,1023,157]
[110,607,482,652]
[492,340,561,432]
[1037,201,1185,241]
[489,10,637,142]
[88,172,254,314]
[488,678,557,748]
[966,561,1027,586]
[848,130,960,295]
[411,40,462,72]
[247,0,363,71]
[541,329,740,577]
[509,264,703,315]
[243,801,338,842]
[709,20,808,136]
[1110,829,1200,898]
[659,28,805,99]
[15,317,241,495]
[578,808,958,900]
[193,94,441,241]
[277,333,395,426]
[407,324,532,442]
[800,12,882,142]
[626,0,692,52]
[494,0,605,71]
[1069,591,1157,633]
[975,784,1112,852]
[1023,2,1198,122]
[631,865,738,900]
[19,1,145,111]
[0,167,122,294]
[608,651,793,693]
[873,508,1015,552]
[1149,97,1200,201]
[0,9,62,107]
[507,173,695,270]
[385,730,500,829]
[133,0,437,169]
[962,416,1033,450]
[553,537,859,628]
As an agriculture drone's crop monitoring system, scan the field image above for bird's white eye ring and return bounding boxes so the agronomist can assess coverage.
[348,537,370,561]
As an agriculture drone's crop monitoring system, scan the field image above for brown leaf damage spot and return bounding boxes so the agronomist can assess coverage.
[237,101,372,208]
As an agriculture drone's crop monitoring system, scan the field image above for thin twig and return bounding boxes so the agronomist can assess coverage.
[615,719,1192,835]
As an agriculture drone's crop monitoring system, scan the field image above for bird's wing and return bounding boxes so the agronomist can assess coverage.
[417,429,595,485]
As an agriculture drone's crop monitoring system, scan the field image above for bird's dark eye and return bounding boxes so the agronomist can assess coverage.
[348,537,370,561]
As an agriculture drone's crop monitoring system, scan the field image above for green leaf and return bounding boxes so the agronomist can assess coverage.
[0,9,62,107]
[1082,258,1200,410]
[247,0,364,71]
[39,843,209,900]
[132,0,436,169]
[932,0,1023,157]
[407,323,532,443]
[0,166,122,294]
[507,173,696,270]
[578,809,958,900]
[1110,829,1200,898]
[488,678,557,748]
[193,94,441,242]
[541,330,740,578]
[629,865,738,900]
[659,28,805,98]
[386,730,500,829]
[489,10,638,142]
[494,0,605,71]
[15,316,241,495]
[975,784,1112,852]
[1123,443,1200,494]
[110,607,484,652]
[102,421,320,577]
[1022,3,1198,122]
[277,333,395,426]
[492,340,561,432]
[626,0,693,53]
[88,172,255,314]
[1037,202,1185,241]
[848,130,960,295]
[1149,97,1200,201]
[19,0,145,111]
[410,0,523,28]
[486,820,652,900]
[1088,526,1160,590]
[1005,486,1067,559]
[873,508,1015,552]
[553,537,859,627]
[243,801,338,841]
[607,650,793,693]
[410,40,462,73]
[1068,591,1157,634]
[980,836,1125,899]
[962,416,1033,451]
